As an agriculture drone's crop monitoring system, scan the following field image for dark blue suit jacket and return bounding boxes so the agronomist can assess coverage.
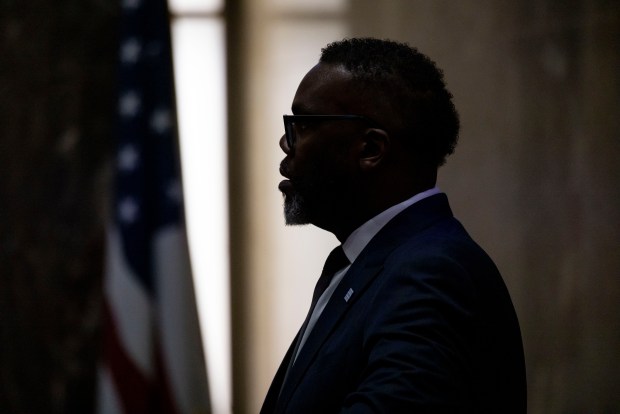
[260,194,526,413]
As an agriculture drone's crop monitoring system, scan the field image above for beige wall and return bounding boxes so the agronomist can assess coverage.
[232,1,620,413]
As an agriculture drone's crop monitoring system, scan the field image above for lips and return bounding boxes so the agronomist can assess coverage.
[279,160,294,193]
[279,159,290,178]
[279,179,294,193]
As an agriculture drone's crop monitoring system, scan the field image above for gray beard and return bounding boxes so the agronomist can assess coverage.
[283,191,312,225]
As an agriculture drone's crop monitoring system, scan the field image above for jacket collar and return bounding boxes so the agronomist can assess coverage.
[275,193,453,411]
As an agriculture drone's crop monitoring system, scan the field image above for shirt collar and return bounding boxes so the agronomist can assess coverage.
[342,187,442,263]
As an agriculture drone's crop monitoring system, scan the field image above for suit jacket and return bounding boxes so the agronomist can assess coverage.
[260,194,526,414]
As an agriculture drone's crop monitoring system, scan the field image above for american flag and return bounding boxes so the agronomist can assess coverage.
[97,0,211,412]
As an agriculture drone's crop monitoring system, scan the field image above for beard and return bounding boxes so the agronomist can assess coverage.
[283,189,312,225]
[281,170,335,226]
[280,149,352,228]
[282,172,348,228]
[280,158,320,226]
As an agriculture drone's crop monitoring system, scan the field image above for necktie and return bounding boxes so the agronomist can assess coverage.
[311,245,350,308]
[288,246,349,367]
[279,246,350,397]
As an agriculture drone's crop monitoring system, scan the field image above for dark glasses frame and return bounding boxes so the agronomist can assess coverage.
[283,114,381,151]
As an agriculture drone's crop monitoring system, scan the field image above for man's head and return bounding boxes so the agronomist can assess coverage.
[278,38,460,240]
[319,38,460,168]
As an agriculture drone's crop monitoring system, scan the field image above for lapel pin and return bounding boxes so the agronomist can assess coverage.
[344,288,354,302]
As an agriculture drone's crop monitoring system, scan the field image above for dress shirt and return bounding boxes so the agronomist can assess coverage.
[293,187,442,362]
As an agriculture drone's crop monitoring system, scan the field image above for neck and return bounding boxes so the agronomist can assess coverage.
[321,182,436,243]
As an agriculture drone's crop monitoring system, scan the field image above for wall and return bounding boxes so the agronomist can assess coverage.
[0,1,118,413]
[349,0,620,412]
[2,1,618,413]
[234,0,620,412]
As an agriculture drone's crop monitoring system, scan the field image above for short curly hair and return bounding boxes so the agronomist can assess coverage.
[320,38,459,167]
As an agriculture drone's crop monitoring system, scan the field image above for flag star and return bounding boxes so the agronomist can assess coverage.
[119,91,141,118]
[118,197,140,223]
[122,0,141,10]
[150,109,172,134]
[118,145,140,171]
[166,180,182,204]
[120,38,141,64]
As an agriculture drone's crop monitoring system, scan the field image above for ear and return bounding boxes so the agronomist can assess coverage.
[359,128,389,171]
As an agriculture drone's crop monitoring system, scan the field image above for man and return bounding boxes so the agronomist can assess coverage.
[262,38,526,414]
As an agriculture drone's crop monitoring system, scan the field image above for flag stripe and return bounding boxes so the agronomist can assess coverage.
[103,299,182,414]
[98,366,123,413]
[105,228,153,375]
[153,343,182,414]
[103,300,150,414]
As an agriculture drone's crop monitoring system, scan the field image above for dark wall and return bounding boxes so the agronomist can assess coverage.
[0,1,118,413]
[351,0,620,412]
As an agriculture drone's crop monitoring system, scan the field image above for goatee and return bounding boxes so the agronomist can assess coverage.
[283,190,312,225]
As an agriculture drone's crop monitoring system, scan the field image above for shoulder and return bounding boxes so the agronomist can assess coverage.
[369,217,507,318]
[389,216,497,274]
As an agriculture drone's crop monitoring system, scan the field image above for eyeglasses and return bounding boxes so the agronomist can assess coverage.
[283,114,380,151]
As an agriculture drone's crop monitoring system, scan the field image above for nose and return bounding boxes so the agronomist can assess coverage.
[280,134,290,154]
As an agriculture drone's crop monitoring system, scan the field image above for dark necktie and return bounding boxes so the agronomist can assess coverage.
[280,246,350,393]
[311,245,350,308]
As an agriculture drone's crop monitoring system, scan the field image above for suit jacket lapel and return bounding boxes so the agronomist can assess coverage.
[276,256,385,411]
[274,194,454,412]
